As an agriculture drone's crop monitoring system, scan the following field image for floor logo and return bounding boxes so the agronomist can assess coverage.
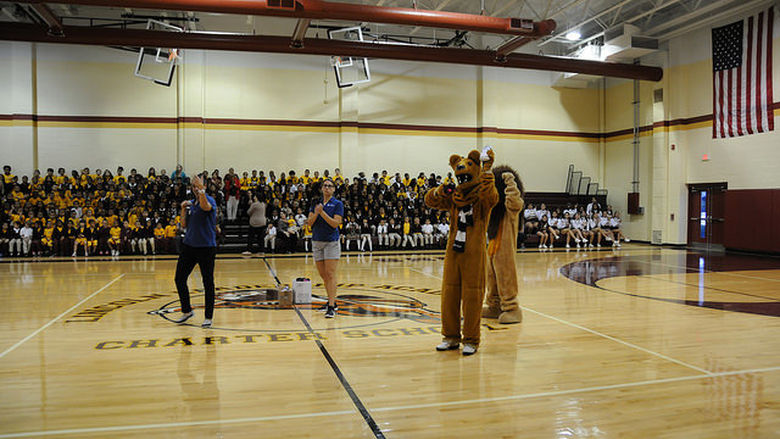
[148,283,440,332]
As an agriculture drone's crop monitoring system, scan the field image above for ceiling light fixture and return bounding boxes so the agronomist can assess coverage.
[565,30,581,41]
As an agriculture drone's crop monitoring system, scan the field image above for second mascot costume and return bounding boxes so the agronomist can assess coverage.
[483,166,525,324]
[425,146,497,356]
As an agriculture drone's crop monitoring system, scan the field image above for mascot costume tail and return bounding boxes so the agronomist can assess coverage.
[483,166,525,324]
[424,146,498,356]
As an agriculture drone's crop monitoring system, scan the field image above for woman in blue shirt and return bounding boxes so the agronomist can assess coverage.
[307,178,344,318]
[173,175,218,328]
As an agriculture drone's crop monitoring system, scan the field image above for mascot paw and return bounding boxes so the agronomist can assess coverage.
[480,146,495,171]
[482,305,501,319]
[498,309,523,324]
[502,172,515,184]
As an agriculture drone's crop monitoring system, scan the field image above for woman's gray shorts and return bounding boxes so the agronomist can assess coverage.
[312,240,341,261]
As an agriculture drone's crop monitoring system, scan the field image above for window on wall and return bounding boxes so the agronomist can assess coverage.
[699,191,707,239]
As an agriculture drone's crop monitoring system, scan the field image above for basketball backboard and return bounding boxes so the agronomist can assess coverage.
[327,26,371,88]
[134,20,183,87]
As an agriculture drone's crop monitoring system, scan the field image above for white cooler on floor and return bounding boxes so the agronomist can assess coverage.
[293,278,312,304]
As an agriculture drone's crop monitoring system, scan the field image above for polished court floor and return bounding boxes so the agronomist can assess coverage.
[1,245,779,438]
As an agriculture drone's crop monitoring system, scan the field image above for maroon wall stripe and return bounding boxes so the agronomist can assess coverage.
[2,106,777,139]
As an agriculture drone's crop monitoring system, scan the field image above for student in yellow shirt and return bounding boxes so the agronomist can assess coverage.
[301,223,313,251]
[333,168,344,185]
[108,223,122,256]
[153,222,166,254]
[164,220,179,253]
[2,165,15,186]
[300,169,312,185]
[114,166,127,184]
[240,172,251,192]
[54,168,67,186]
[42,220,55,255]
[416,172,426,188]
[87,219,98,255]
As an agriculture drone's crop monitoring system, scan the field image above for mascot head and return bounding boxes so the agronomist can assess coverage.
[487,165,524,240]
[448,150,482,193]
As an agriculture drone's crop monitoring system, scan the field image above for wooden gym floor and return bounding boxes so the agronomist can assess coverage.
[1,244,779,438]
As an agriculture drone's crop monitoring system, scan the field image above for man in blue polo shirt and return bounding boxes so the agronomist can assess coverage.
[307,178,344,318]
[173,174,218,328]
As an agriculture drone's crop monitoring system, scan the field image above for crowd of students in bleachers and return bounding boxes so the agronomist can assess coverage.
[0,163,628,258]
[523,199,628,249]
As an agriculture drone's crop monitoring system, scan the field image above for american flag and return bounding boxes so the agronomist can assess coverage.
[712,7,774,138]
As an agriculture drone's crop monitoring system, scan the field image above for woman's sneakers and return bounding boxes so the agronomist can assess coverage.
[324,305,336,318]
[173,311,194,324]
[202,319,212,328]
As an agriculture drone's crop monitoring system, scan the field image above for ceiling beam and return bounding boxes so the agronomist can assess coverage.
[30,3,64,36]
[21,0,551,36]
[0,22,663,81]
[494,35,534,59]
[290,18,310,48]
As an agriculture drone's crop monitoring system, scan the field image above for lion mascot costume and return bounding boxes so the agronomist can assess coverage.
[482,166,525,324]
[425,147,497,355]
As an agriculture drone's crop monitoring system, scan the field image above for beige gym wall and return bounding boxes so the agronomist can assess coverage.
[0,42,603,193]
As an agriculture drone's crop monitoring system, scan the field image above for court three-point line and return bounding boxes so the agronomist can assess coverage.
[0,274,125,360]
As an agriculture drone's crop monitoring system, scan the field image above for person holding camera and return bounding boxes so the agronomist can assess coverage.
[307,178,343,318]
[173,175,218,328]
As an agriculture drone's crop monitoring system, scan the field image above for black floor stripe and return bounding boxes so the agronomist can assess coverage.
[262,257,387,439]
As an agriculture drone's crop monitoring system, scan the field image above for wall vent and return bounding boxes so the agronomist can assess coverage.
[267,0,295,10]
[652,230,663,245]
[510,18,534,30]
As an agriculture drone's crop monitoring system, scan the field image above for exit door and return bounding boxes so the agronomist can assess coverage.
[688,183,727,248]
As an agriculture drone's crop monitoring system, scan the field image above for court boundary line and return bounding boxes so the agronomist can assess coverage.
[0,409,356,438]
[520,307,713,375]
[0,246,641,264]
[417,271,713,375]
[0,274,125,360]
[3,365,778,438]
[262,258,387,439]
